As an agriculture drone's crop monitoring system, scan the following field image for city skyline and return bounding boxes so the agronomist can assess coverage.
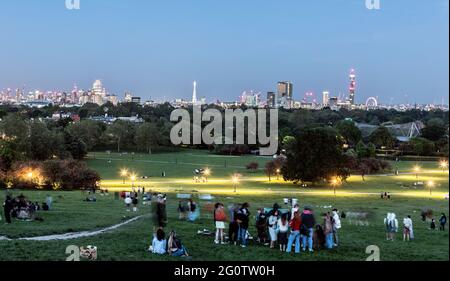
[0,0,448,104]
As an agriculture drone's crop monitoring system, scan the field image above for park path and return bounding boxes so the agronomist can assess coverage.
[0,215,145,242]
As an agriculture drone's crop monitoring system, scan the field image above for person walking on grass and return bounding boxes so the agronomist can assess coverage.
[277,213,289,252]
[300,206,316,252]
[268,210,279,249]
[439,213,447,231]
[286,211,301,254]
[403,215,413,241]
[213,203,227,244]
[384,213,398,241]
[236,203,250,248]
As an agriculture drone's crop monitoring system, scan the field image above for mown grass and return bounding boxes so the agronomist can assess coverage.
[0,150,448,261]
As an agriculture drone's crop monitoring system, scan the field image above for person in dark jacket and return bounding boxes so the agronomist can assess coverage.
[439,213,447,231]
[3,195,13,224]
[300,206,316,252]
[236,203,250,248]
[228,204,240,245]
[156,197,167,229]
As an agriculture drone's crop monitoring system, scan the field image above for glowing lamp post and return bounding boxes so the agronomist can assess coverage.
[276,169,281,181]
[331,177,340,197]
[130,174,136,189]
[204,168,211,182]
[413,166,421,181]
[427,181,434,198]
[440,160,448,173]
[232,175,240,193]
[120,169,128,184]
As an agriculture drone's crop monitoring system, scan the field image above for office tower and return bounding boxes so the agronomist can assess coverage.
[348,69,356,105]
[277,81,293,108]
[192,81,198,104]
[322,91,330,106]
[267,92,276,108]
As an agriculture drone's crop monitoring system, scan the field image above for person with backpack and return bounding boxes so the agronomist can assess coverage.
[236,203,250,248]
[286,211,301,254]
[213,203,227,244]
[384,213,399,241]
[331,209,341,246]
[300,206,316,252]
[439,213,447,231]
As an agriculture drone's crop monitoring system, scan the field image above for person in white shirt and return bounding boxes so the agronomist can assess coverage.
[268,210,279,249]
[149,228,167,254]
[403,215,413,241]
[331,209,342,246]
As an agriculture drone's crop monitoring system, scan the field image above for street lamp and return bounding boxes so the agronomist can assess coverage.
[204,168,211,182]
[439,160,448,173]
[276,169,281,180]
[232,174,240,193]
[120,169,128,184]
[331,177,340,197]
[130,174,136,189]
[427,181,434,197]
[413,166,421,181]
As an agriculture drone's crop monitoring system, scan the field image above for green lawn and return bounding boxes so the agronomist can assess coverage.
[0,150,448,261]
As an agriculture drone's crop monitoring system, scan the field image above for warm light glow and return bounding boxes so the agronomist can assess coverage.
[276,169,281,174]
[440,160,448,169]
[331,177,340,186]
[414,166,421,172]
[27,172,33,179]
[204,168,211,176]
[232,175,240,184]
[427,181,434,187]
[120,169,128,177]
[130,174,136,181]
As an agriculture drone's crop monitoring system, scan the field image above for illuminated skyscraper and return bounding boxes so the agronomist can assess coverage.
[192,81,198,104]
[277,81,293,108]
[348,69,356,105]
[322,91,330,106]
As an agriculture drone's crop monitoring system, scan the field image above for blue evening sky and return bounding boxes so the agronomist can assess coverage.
[0,0,448,104]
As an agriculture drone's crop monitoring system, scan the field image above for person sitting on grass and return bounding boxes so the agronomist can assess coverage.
[149,228,167,255]
[167,230,189,257]
[430,218,436,230]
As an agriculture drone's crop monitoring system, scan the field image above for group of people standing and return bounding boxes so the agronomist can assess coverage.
[212,202,342,253]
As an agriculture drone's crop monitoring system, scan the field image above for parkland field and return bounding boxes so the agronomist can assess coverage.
[0,150,448,261]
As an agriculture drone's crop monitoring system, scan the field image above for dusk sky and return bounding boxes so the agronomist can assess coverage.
[0,0,448,104]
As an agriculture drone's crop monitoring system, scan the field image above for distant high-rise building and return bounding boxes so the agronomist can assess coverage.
[124,92,133,103]
[267,92,276,108]
[348,69,356,105]
[277,81,293,108]
[192,81,198,104]
[322,91,330,106]
[329,97,338,107]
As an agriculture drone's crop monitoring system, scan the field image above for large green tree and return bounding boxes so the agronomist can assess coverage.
[282,127,350,183]
[369,126,395,148]
[335,120,362,146]
[135,123,161,154]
